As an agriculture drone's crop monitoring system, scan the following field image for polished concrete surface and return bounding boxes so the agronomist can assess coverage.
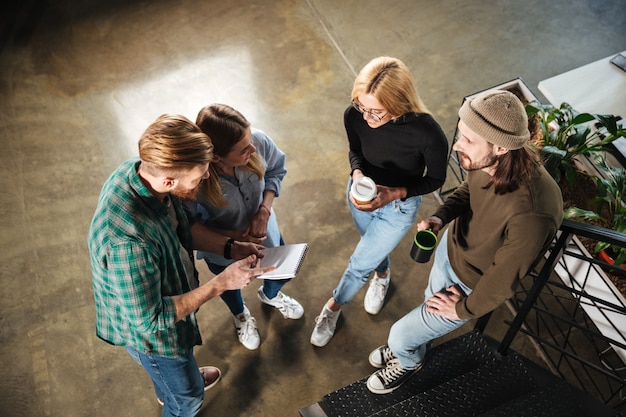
[1,1,625,416]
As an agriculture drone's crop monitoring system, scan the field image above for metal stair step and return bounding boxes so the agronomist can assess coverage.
[370,353,536,417]
[321,331,505,417]
[302,330,623,417]
[477,380,585,417]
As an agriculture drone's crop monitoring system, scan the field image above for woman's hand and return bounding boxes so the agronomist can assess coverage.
[351,185,406,212]
[230,241,266,260]
[242,206,270,244]
[351,169,365,181]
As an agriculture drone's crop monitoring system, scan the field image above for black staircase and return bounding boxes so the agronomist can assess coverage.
[300,331,622,417]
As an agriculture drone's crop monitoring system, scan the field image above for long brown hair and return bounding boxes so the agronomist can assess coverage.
[485,146,540,194]
[195,104,265,207]
[351,56,430,118]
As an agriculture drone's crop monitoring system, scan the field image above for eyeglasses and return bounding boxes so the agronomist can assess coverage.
[351,101,387,122]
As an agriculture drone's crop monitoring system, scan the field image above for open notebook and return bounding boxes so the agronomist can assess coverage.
[256,243,309,280]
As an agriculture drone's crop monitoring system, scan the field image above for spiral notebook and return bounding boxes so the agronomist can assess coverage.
[256,243,309,280]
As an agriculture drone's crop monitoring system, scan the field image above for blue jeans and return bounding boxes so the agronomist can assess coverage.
[387,230,473,369]
[125,346,204,417]
[333,178,421,305]
[199,223,289,316]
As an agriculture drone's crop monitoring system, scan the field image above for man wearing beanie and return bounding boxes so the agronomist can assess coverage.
[365,90,563,394]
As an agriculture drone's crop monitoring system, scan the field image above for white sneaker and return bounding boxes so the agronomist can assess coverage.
[364,270,390,314]
[233,305,260,350]
[257,286,304,319]
[310,299,341,347]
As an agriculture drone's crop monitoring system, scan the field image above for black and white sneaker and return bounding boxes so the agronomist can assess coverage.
[366,358,422,394]
[368,345,396,368]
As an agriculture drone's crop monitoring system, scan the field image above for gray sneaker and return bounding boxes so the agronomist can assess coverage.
[310,299,341,347]
[233,305,260,350]
[364,270,390,314]
[366,358,422,394]
[368,345,396,368]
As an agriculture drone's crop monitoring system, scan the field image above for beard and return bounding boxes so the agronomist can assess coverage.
[171,182,201,201]
[458,151,499,171]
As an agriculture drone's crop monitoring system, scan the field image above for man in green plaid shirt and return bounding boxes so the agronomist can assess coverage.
[88,114,273,416]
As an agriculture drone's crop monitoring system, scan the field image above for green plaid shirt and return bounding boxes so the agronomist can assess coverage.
[88,159,202,357]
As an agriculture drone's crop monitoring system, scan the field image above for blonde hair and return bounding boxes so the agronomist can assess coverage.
[138,114,213,178]
[351,56,430,118]
[195,104,265,207]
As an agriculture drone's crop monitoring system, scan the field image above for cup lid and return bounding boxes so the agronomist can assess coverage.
[351,177,377,200]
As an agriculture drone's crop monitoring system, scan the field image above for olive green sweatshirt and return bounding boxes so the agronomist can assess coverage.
[433,165,563,320]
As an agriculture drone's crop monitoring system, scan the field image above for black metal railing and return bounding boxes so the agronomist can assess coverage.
[495,219,626,410]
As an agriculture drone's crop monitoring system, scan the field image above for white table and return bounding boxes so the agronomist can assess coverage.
[538,51,626,165]
[538,51,626,117]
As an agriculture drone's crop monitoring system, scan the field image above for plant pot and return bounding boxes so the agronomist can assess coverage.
[598,248,626,271]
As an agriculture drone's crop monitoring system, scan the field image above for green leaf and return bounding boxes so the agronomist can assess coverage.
[613,249,626,266]
[570,113,595,125]
[594,241,609,253]
[541,145,567,159]
[595,114,618,133]
[525,102,541,117]
[563,207,609,225]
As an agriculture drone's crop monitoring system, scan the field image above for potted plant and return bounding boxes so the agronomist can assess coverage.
[564,155,626,266]
[525,101,626,186]
[526,101,626,293]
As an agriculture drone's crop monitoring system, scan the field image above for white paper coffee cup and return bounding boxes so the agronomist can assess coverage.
[350,177,377,205]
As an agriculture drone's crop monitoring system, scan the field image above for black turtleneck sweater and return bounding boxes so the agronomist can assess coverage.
[344,105,448,198]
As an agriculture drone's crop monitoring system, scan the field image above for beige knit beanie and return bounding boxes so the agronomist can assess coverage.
[458,90,530,150]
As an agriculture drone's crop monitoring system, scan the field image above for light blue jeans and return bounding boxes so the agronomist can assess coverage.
[333,178,421,305]
[125,346,204,417]
[387,230,473,370]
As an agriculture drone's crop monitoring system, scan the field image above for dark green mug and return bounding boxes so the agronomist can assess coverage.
[410,229,438,263]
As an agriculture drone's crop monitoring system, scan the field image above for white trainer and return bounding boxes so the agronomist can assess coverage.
[364,270,390,314]
[310,299,341,347]
[257,286,304,319]
[233,305,260,350]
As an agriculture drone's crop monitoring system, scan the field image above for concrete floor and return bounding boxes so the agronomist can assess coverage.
[1,1,625,416]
